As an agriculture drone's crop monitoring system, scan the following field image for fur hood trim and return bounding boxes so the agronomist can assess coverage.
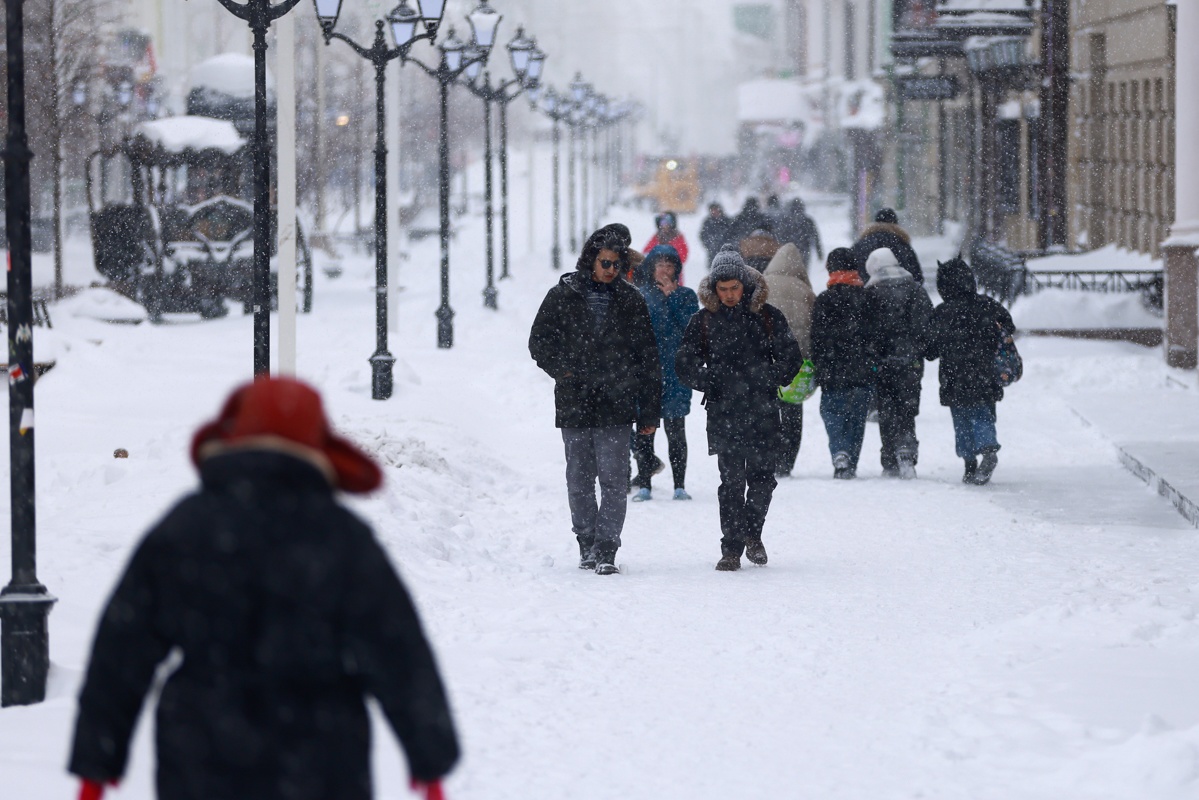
[698,266,769,313]
[858,222,911,245]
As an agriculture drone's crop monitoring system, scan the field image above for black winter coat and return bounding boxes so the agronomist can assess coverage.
[776,210,823,264]
[699,215,734,262]
[850,223,924,284]
[68,451,459,800]
[675,274,803,456]
[809,284,881,390]
[529,272,662,429]
[925,259,1016,407]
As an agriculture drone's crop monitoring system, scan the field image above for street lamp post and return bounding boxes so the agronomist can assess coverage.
[403,1,500,348]
[213,0,304,377]
[569,73,591,247]
[1,0,56,707]
[540,89,569,270]
[315,0,443,399]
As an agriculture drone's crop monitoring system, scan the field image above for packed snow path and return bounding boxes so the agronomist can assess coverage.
[3,170,1198,798]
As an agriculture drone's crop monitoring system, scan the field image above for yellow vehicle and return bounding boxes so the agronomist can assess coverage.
[635,158,701,215]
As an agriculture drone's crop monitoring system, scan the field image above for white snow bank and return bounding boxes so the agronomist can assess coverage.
[131,117,245,155]
[60,286,148,324]
[189,53,272,99]
[1011,290,1161,330]
[1026,243,1161,273]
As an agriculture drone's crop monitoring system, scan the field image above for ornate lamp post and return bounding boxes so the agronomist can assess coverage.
[213,0,304,377]
[403,0,499,348]
[2,0,56,707]
[315,0,444,399]
[539,87,570,271]
[497,33,544,280]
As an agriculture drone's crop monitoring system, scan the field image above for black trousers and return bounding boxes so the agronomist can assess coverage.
[717,449,777,555]
[876,377,920,470]
[777,401,803,475]
[633,417,688,490]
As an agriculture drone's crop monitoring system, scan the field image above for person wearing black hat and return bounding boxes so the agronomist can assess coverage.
[529,225,662,574]
[849,207,923,284]
[775,198,823,269]
[68,378,459,800]
[809,247,882,479]
[675,244,804,571]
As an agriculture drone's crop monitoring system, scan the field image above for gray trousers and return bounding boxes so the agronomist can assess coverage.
[561,425,630,553]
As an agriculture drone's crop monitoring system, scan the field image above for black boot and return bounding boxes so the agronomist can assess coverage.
[744,539,768,566]
[974,450,998,485]
[962,457,978,484]
[594,547,619,575]
[716,544,742,571]
[578,536,596,570]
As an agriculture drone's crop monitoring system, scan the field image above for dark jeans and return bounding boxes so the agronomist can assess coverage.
[950,404,999,459]
[819,386,873,468]
[877,380,919,470]
[716,450,778,555]
[633,417,688,489]
[777,401,803,475]
[562,426,630,554]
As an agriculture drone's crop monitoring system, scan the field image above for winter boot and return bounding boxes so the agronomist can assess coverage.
[631,487,652,502]
[962,457,978,484]
[578,536,596,570]
[973,450,999,485]
[594,548,619,575]
[673,488,692,500]
[744,539,768,566]
[897,458,917,480]
[833,451,854,480]
[715,551,742,571]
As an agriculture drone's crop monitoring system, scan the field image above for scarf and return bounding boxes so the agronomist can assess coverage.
[827,270,864,289]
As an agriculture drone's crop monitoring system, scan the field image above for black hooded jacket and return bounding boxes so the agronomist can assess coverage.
[810,283,882,391]
[68,451,460,800]
[675,270,803,456]
[925,257,1015,407]
[530,227,661,429]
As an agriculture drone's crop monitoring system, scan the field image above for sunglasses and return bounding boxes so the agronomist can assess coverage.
[598,259,622,270]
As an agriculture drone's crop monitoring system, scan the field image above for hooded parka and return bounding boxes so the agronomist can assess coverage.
[850,221,924,284]
[925,257,1015,407]
[68,449,460,800]
[675,268,804,456]
[762,243,817,357]
[640,245,699,419]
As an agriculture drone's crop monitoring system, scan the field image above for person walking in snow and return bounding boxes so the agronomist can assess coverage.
[643,211,689,271]
[763,242,817,477]
[776,198,823,269]
[739,227,782,273]
[850,208,923,284]
[924,255,1015,485]
[731,196,770,244]
[699,202,734,268]
[865,247,933,479]
[529,224,662,574]
[68,377,459,800]
[675,244,803,571]
[631,244,699,502]
[809,248,881,479]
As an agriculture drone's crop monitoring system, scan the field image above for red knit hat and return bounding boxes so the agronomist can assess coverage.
[190,378,383,494]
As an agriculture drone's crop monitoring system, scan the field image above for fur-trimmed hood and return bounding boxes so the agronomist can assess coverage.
[857,222,911,246]
[697,266,769,313]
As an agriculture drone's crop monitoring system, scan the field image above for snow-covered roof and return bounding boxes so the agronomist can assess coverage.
[839,81,887,131]
[132,116,246,155]
[737,80,805,124]
[190,53,273,99]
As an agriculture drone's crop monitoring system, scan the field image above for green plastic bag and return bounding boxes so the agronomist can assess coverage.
[778,360,817,405]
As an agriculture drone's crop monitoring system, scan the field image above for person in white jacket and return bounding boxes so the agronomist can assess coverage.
[763,242,818,476]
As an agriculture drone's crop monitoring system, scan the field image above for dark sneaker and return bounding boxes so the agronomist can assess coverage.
[833,467,855,480]
[594,549,619,575]
[897,459,917,480]
[833,451,851,471]
[745,540,768,566]
[962,458,978,484]
[973,452,998,485]
[595,563,620,575]
[881,465,901,478]
[715,553,741,571]
[578,536,596,570]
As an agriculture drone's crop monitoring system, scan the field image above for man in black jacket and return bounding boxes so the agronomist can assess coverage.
[699,202,734,267]
[810,248,881,479]
[925,256,1016,485]
[850,208,923,284]
[529,224,662,574]
[676,245,803,571]
[68,378,459,800]
[776,198,823,268]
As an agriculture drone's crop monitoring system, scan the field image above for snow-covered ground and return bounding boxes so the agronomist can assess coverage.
[3,154,1199,799]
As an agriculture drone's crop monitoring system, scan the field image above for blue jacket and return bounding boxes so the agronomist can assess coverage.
[641,279,699,419]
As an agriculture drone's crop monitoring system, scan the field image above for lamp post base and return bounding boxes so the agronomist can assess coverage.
[0,592,56,707]
[483,285,498,310]
[552,244,561,271]
[369,350,395,400]
[436,305,454,349]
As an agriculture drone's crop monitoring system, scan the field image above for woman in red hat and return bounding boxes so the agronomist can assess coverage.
[67,378,459,800]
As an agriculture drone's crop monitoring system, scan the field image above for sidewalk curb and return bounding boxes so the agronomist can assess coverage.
[1071,407,1199,529]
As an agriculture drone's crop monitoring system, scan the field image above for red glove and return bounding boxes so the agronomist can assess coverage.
[411,779,446,800]
[79,780,114,800]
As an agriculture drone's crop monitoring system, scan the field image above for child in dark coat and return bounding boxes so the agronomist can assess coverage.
[925,256,1016,485]
[809,248,881,479]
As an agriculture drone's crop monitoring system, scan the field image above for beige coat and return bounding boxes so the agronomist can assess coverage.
[763,243,817,358]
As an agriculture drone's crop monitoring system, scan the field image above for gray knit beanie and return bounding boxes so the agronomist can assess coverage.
[710,243,750,285]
